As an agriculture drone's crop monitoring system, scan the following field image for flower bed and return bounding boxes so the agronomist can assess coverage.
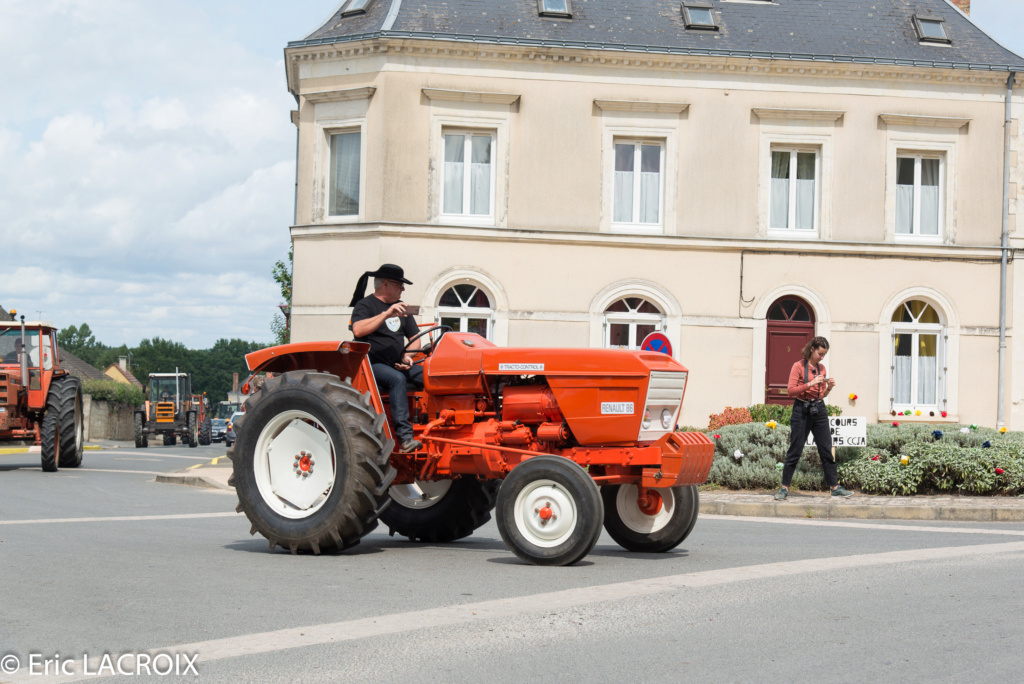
[701,422,1024,496]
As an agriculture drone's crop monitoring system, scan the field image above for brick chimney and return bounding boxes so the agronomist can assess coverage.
[950,0,970,15]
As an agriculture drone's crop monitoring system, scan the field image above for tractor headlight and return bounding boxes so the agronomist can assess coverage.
[642,409,652,430]
[661,409,673,430]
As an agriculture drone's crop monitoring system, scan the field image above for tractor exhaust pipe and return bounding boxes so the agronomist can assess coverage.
[19,315,27,388]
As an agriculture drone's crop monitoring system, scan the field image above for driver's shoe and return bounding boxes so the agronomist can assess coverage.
[398,438,422,453]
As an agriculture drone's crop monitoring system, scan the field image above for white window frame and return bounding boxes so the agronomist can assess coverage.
[440,130,496,222]
[768,146,820,234]
[894,153,945,240]
[611,140,666,232]
[435,283,495,340]
[890,302,946,412]
[883,125,958,244]
[603,298,666,350]
[315,114,372,224]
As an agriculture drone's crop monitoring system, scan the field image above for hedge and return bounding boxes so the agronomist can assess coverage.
[81,379,144,407]
[701,421,1024,496]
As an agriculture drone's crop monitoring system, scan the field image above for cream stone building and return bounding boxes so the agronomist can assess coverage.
[283,0,1024,429]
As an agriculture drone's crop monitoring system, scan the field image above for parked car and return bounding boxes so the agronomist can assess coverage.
[225,412,244,447]
[210,418,228,442]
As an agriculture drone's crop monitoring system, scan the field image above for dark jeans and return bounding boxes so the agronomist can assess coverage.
[782,399,838,488]
[371,363,424,443]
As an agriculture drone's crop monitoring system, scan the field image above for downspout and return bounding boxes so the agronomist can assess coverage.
[19,315,27,392]
[998,72,1015,429]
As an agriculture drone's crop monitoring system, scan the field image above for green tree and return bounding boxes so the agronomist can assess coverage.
[57,323,106,365]
[271,246,293,345]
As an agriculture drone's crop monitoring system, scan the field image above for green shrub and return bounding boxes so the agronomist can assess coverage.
[81,379,144,407]
[705,423,830,491]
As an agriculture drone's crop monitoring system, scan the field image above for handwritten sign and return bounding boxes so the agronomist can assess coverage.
[807,416,867,447]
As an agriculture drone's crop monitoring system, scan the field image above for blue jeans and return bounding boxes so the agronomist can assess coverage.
[371,363,423,443]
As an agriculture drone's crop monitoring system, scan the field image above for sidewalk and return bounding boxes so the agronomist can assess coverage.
[156,464,1024,522]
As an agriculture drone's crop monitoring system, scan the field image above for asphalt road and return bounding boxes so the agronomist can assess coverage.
[2,443,1023,683]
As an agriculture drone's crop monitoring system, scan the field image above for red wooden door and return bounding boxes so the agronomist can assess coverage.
[765,297,815,405]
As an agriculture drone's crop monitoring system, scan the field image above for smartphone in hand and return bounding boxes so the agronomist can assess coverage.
[404,305,421,316]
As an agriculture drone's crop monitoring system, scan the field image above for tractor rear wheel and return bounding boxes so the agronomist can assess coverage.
[230,371,395,555]
[601,484,699,553]
[380,477,501,543]
[495,456,604,566]
[163,434,176,446]
[186,411,198,448]
[40,376,84,471]
[199,418,212,446]
[134,412,147,448]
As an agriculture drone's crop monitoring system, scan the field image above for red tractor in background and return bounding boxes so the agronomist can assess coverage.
[229,328,713,566]
[0,315,85,471]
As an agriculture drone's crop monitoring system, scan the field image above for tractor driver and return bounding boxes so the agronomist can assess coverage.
[2,338,23,364]
[349,263,423,453]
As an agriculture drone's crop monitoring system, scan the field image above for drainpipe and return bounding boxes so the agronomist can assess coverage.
[998,72,1015,429]
[19,314,27,390]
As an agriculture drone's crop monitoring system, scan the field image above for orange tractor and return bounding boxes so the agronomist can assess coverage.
[134,372,205,448]
[229,329,713,566]
[0,316,85,471]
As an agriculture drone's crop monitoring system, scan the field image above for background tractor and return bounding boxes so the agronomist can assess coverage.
[229,330,713,566]
[134,372,202,448]
[0,315,85,471]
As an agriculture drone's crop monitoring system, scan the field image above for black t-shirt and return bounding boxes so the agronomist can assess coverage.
[351,295,419,366]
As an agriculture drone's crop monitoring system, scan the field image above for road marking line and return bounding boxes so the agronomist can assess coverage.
[98,451,213,460]
[0,512,241,526]
[701,514,1024,536]
[15,540,1024,684]
[186,463,204,470]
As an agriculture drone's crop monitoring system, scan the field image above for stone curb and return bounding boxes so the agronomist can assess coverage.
[699,500,1024,522]
[155,472,232,491]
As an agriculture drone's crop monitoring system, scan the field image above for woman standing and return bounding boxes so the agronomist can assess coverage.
[775,336,854,500]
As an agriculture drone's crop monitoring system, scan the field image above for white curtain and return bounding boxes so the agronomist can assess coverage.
[795,178,814,230]
[329,132,360,216]
[895,185,914,234]
[614,144,634,223]
[639,171,659,223]
[443,135,464,214]
[470,136,491,215]
[918,355,937,405]
[920,159,940,235]
[893,354,912,404]
[770,152,789,229]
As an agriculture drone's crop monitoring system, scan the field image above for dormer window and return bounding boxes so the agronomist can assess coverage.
[682,3,719,30]
[914,15,951,43]
[538,0,572,18]
[341,0,374,16]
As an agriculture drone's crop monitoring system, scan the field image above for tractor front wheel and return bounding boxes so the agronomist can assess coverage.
[186,411,199,448]
[495,456,603,566]
[230,371,395,554]
[134,412,147,448]
[199,418,212,446]
[380,477,500,543]
[601,484,699,553]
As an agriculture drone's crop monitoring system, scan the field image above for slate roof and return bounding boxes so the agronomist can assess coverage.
[57,347,108,383]
[103,363,144,388]
[291,0,1024,71]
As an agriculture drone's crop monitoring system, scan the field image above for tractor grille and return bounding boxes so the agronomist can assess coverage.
[156,402,175,423]
[638,370,689,442]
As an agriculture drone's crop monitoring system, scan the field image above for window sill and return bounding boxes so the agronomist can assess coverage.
[322,215,362,224]
[767,229,819,240]
[610,224,664,235]
[894,235,943,245]
[440,215,496,228]
[878,412,957,423]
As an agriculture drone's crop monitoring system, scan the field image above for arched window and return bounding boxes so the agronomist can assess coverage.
[891,300,944,410]
[604,297,665,349]
[436,284,493,339]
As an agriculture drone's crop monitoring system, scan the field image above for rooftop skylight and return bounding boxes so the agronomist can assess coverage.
[682,3,719,30]
[538,0,572,18]
[914,15,951,44]
[341,0,374,17]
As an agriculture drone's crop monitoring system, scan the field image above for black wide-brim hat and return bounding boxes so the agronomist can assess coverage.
[349,263,413,307]
[367,263,412,285]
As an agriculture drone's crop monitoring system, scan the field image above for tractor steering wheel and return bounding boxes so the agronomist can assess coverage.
[404,325,453,364]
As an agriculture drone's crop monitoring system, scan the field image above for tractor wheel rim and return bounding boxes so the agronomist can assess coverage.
[74,393,83,452]
[512,479,578,548]
[253,410,337,520]
[616,484,674,534]
[389,479,453,510]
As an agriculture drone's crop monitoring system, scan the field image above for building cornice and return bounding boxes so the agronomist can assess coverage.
[753,108,845,122]
[290,222,1005,261]
[594,100,689,113]
[879,113,972,128]
[422,88,520,104]
[286,37,1024,94]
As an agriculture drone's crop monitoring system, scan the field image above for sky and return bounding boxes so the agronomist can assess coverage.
[1,0,1023,350]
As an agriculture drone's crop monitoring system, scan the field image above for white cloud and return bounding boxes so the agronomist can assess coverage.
[0,0,318,348]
